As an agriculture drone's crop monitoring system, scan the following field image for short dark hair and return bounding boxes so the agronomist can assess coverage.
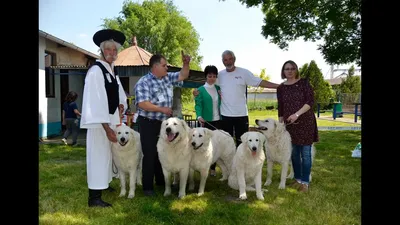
[204,65,218,78]
[149,54,166,68]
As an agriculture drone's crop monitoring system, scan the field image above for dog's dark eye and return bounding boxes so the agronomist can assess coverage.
[256,139,259,141]
[174,122,177,125]
[199,134,202,137]
[249,139,252,142]
[118,132,121,134]
[125,132,129,134]
[265,120,268,122]
[166,123,168,126]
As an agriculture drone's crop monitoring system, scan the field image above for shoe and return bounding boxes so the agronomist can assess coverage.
[61,138,68,145]
[288,179,301,188]
[210,170,216,177]
[298,183,309,192]
[88,189,112,207]
[143,190,156,196]
[88,198,112,207]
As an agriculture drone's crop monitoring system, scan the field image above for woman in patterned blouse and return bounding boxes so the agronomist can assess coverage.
[277,60,319,192]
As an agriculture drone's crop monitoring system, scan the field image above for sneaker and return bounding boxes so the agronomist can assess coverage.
[298,183,309,192]
[61,138,68,145]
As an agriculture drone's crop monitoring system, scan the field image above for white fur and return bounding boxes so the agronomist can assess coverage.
[188,128,236,196]
[228,132,266,200]
[157,117,192,199]
[256,118,316,188]
[111,124,143,199]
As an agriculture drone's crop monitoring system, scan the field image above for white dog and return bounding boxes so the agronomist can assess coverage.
[188,127,236,196]
[111,124,143,199]
[157,117,192,199]
[256,118,315,188]
[228,131,266,200]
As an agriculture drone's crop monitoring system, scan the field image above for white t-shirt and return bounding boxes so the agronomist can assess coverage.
[217,67,262,116]
[204,83,220,121]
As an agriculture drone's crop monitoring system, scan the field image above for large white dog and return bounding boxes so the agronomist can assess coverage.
[228,131,266,200]
[111,124,143,199]
[188,127,236,196]
[157,117,192,199]
[256,118,316,188]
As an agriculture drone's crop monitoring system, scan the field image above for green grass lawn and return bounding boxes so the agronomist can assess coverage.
[39,130,361,225]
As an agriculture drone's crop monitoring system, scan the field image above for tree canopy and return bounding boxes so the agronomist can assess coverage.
[102,0,203,70]
[225,0,361,66]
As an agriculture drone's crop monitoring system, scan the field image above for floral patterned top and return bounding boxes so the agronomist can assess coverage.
[277,78,319,145]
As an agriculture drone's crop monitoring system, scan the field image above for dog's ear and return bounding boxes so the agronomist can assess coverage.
[258,132,267,150]
[240,132,249,143]
[204,127,213,140]
[181,119,190,133]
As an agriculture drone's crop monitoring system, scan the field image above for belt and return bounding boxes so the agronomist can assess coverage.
[138,115,162,123]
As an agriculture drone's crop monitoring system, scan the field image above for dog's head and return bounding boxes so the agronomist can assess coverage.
[160,117,190,143]
[114,124,135,147]
[255,118,285,137]
[240,131,266,156]
[189,127,212,150]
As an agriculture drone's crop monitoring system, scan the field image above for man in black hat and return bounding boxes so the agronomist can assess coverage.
[80,29,128,207]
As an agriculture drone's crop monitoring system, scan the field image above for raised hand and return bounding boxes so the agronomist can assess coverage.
[181,50,191,65]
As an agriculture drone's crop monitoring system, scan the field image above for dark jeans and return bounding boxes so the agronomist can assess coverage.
[203,120,222,170]
[221,115,249,147]
[137,116,165,191]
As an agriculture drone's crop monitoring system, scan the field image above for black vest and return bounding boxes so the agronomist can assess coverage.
[93,61,119,114]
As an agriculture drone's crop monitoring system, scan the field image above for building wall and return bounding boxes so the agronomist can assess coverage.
[45,40,89,66]
[247,92,277,100]
[39,37,92,138]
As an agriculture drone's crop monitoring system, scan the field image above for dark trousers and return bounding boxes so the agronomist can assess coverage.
[137,116,165,191]
[221,115,249,147]
[203,120,222,170]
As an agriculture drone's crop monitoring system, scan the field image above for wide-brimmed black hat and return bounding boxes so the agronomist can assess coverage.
[93,29,126,47]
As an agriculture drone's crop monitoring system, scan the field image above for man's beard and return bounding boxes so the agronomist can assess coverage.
[225,64,234,70]
[105,54,117,61]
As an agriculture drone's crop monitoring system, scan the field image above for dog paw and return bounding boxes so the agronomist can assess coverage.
[278,183,286,189]
[197,192,204,196]
[178,192,186,199]
[256,194,264,200]
[239,193,247,200]
[287,174,294,179]
[264,180,272,186]
[164,188,171,196]
[219,177,227,181]
[128,193,135,199]
[119,191,126,197]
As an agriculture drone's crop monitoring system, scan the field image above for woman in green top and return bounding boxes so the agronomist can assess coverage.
[195,65,222,176]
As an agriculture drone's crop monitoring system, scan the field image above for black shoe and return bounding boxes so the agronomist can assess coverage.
[88,198,112,207]
[106,186,116,192]
[143,190,156,196]
[88,189,112,207]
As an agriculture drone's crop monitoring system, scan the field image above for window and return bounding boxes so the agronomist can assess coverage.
[45,52,56,98]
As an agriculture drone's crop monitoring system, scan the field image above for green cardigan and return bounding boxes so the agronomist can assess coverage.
[195,84,221,121]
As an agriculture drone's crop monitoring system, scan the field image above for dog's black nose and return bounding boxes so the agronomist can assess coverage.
[191,142,196,146]
[252,147,257,151]
[121,137,125,142]
[166,127,171,133]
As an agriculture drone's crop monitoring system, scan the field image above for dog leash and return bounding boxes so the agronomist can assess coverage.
[112,107,124,176]
[203,121,233,138]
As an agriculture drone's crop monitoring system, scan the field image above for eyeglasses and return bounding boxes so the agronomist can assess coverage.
[284,68,296,71]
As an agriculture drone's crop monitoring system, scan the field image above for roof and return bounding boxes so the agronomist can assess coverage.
[115,37,153,66]
[325,78,344,85]
[39,29,100,59]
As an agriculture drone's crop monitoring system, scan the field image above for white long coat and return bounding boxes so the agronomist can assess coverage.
[80,59,127,190]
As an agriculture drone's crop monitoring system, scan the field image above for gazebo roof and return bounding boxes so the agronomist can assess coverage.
[114,36,152,66]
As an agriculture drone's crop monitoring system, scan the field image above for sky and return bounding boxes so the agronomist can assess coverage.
[39,0,358,83]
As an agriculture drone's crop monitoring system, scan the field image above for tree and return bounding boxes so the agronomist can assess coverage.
[337,65,361,103]
[102,0,203,104]
[299,60,335,111]
[224,0,361,66]
[251,68,270,103]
